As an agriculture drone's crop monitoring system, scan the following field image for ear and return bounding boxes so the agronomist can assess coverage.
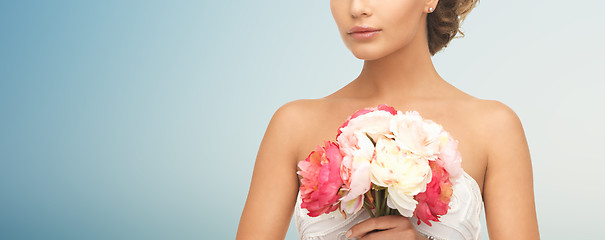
[425,0,439,13]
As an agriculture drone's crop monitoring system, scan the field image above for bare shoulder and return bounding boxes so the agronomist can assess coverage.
[267,98,329,155]
[465,98,525,139]
[463,98,529,164]
[468,99,539,238]
[236,98,326,240]
[272,98,322,122]
[269,98,325,134]
[479,99,522,126]
[272,98,338,125]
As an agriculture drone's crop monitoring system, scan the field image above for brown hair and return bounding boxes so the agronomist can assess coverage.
[427,0,479,55]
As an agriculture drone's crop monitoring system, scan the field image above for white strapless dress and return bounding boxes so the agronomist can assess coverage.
[294,171,483,240]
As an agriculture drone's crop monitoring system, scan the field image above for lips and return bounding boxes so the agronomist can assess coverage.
[347,25,381,34]
[347,25,381,40]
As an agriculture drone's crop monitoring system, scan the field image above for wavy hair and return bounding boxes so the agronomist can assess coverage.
[427,0,479,55]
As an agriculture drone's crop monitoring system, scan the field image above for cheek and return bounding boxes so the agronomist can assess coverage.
[379,2,424,43]
[377,1,423,35]
[330,1,349,34]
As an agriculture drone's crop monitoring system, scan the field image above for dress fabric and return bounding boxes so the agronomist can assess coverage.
[294,171,483,240]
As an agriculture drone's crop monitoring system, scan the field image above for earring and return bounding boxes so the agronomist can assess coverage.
[429,7,434,13]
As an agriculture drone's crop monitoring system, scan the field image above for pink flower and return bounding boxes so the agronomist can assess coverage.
[413,161,454,226]
[336,105,397,215]
[437,132,463,179]
[297,140,344,217]
[336,104,397,138]
[338,132,373,215]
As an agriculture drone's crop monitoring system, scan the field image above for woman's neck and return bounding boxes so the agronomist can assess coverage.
[349,32,447,102]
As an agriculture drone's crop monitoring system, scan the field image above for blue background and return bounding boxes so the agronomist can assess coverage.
[1,1,603,239]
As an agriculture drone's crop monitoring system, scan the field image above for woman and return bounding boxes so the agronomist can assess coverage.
[237,0,540,239]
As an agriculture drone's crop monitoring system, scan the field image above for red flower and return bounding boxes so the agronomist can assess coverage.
[297,141,344,217]
[413,160,454,226]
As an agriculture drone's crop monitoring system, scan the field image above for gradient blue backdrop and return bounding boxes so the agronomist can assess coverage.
[1,1,603,239]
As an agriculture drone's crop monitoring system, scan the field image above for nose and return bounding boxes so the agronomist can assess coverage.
[349,0,372,18]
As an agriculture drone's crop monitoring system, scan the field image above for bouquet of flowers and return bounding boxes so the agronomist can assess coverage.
[297,104,463,226]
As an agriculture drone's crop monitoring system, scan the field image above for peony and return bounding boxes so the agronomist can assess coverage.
[387,111,444,160]
[297,140,344,217]
[296,103,464,226]
[338,131,373,215]
[413,160,454,226]
[370,136,432,217]
[436,131,463,180]
[336,104,397,138]
[336,106,396,215]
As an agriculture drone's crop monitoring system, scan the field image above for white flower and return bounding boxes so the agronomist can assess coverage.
[337,110,393,146]
[337,110,394,214]
[370,136,432,217]
[387,111,443,160]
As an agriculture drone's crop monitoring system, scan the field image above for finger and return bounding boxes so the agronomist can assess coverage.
[358,227,415,240]
[347,215,406,238]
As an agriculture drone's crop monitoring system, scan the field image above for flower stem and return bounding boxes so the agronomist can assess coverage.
[383,189,389,216]
[375,189,383,217]
[363,202,375,218]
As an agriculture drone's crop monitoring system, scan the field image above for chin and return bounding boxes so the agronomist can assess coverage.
[351,51,382,60]
[347,45,389,61]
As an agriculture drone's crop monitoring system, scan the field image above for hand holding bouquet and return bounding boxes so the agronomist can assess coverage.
[297,104,463,226]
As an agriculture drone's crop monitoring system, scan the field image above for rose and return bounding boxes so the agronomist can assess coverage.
[297,140,344,217]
